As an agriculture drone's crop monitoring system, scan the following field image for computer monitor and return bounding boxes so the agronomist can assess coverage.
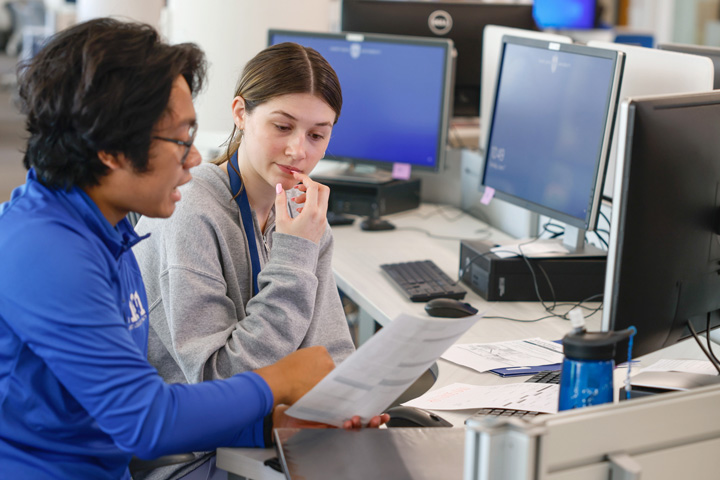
[480,26,573,153]
[658,43,720,89]
[341,0,538,118]
[481,36,624,251]
[532,0,598,30]
[587,41,714,200]
[268,30,453,184]
[602,91,720,363]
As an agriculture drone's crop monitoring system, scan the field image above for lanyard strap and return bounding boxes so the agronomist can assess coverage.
[228,152,261,297]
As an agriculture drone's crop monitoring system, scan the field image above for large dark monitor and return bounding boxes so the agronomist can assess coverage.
[603,91,720,363]
[341,0,538,118]
[533,0,598,30]
[268,30,453,183]
[481,36,624,251]
[658,43,720,89]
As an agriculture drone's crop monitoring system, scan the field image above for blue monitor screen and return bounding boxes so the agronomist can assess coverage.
[269,31,451,170]
[533,0,596,29]
[483,38,619,228]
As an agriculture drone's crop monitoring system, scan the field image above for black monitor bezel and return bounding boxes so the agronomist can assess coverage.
[340,0,538,118]
[603,91,720,363]
[481,35,624,231]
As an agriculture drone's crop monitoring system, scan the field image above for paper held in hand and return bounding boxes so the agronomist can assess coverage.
[285,312,483,427]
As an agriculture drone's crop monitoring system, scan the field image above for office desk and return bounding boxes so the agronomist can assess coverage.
[218,204,610,479]
[329,203,585,346]
[329,204,603,395]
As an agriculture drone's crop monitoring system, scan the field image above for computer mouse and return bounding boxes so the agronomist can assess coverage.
[424,298,478,318]
[385,405,453,428]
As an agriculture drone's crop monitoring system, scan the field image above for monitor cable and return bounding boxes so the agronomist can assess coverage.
[395,226,492,242]
[686,320,720,374]
[705,312,720,370]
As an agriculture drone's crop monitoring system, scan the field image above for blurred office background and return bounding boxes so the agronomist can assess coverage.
[2,0,720,203]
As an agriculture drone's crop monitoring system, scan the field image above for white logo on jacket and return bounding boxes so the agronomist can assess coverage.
[128,291,147,330]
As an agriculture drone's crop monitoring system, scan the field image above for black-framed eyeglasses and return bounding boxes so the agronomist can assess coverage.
[153,123,198,165]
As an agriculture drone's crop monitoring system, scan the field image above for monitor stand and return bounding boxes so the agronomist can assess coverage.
[327,211,355,227]
[360,216,395,232]
[312,163,394,185]
[360,204,395,232]
[562,225,595,253]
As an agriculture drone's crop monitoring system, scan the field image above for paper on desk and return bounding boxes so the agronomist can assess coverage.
[442,338,563,373]
[491,239,569,259]
[640,359,719,376]
[403,382,559,414]
[285,312,482,427]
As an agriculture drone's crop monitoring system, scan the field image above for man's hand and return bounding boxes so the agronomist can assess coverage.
[274,172,329,244]
[254,346,334,407]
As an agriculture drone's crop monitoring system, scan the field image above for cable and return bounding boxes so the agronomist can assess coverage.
[594,230,609,249]
[457,238,604,323]
[705,312,720,367]
[518,239,558,312]
[540,221,565,239]
[394,226,492,242]
[599,209,611,227]
[483,300,604,323]
[687,321,720,374]
[392,204,478,223]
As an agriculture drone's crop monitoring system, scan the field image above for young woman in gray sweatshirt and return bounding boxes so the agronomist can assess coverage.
[132,42,357,480]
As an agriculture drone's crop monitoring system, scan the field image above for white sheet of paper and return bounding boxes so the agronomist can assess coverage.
[441,338,563,373]
[640,359,719,376]
[285,312,482,427]
[491,239,569,259]
[403,382,559,414]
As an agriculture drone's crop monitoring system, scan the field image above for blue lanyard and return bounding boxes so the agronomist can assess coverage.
[228,152,261,297]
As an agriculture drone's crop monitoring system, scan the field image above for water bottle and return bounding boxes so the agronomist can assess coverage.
[558,311,634,411]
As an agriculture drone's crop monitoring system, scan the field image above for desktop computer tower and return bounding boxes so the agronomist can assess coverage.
[459,239,607,302]
[321,178,421,218]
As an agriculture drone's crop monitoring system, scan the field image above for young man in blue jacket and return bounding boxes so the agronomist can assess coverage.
[0,18,384,480]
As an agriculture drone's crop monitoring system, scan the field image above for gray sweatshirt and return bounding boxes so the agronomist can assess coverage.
[133,162,355,388]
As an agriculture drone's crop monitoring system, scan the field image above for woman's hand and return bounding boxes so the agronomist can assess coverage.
[341,413,391,429]
[274,172,329,244]
[273,405,390,430]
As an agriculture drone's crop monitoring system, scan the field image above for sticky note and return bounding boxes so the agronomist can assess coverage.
[480,186,495,205]
[392,162,412,180]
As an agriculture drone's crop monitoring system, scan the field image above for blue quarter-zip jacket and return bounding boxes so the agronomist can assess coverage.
[0,170,273,479]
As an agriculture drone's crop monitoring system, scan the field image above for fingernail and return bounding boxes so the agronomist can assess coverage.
[276,183,283,195]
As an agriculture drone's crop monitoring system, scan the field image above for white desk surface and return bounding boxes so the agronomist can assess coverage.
[217,203,707,479]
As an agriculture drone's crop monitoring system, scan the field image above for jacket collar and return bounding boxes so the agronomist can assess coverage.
[30,169,149,260]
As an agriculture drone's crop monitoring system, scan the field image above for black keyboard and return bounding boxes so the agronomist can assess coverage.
[466,372,561,422]
[380,260,467,302]
[469,408,546,421]
[524,370,562,384]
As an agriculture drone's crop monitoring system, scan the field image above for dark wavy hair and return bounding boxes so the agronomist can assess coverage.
[17,18,207,190]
